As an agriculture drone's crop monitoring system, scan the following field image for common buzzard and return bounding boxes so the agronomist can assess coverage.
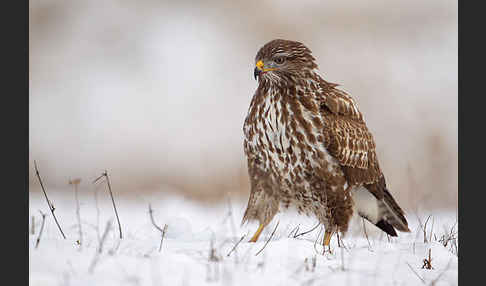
[242,39,410,248]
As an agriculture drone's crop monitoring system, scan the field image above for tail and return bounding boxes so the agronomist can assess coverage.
[378,189,411,234]
[353,187,410,237]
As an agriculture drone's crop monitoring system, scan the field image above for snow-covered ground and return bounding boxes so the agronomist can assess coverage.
[29,190,457,286]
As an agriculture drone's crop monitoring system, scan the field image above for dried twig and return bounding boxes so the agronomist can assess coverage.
[206,235,221,283]
[288,224,300,238]
[422,248,434,270]
[93,170,122,239]
[69,178,83,249]
[227,235,246,257]
[35,210,47,249]
[148,204,168,252]
[159,225,168,252]
[439,221,457,248]
[422,215,432,243]
[406,262,426,284]
[34,161,66,239]
[89,220,112,273]
[362,218,373,250]
[255,221,280,256]
[294,223,320,239]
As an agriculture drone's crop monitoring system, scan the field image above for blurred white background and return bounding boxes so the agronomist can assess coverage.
[29,0,457,210]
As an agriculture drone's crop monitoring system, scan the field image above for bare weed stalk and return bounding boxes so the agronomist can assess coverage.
[93,170,122,239]
[148,204,168,252]
[34,160,66,239]
[422,248,434,270]
[439,221,458,256]
[419,215,432,243]
[227,235,245,258]
[255,221,279,256]
[69,178,83,249]
[89,220,112,273]
[362,218,373,251]
[288,224,300,238]
[406,262,426,284]
[294,223,320,239]
[206,234,221,282]
[35,210,47,249]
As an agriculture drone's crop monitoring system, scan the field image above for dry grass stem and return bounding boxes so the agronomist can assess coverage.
[34,160,66,239]
[288,224,300,238]
[160,224,168,252]
[89,220,112,273]
[148,204,169,252]
[35,210,47,249]
[69,178,83,249]
[227,235,246,258]
[439,221,458,256]
[294,223,320,239]
[208,234,221,262]
[420,215,432,243]
[255,220,280,256]
[422,248,434,270]
[362,218,373,250]
[406,262,426,284]
[93,170,122,239]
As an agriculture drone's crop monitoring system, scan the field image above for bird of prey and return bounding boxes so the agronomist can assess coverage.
[242,39,410,249]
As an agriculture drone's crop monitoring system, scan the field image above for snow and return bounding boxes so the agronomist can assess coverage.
[29,190,457,286]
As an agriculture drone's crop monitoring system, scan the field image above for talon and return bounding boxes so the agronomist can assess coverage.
[249,224,264,242]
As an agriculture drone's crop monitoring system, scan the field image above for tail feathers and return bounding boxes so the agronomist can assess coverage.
[353,186,410,236]
[375,220,398,237]
[379,189,411,233]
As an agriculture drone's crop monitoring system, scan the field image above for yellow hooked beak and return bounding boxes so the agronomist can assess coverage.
[254,60,277,80]
[256,60,264,70]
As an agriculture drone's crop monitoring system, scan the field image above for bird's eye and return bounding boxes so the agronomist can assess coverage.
[274,56,285,64]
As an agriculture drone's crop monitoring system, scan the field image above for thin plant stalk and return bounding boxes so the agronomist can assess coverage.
[94,170,122,239]
[34,160,66,239]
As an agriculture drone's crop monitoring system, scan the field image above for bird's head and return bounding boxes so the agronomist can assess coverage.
[253,39,318,84]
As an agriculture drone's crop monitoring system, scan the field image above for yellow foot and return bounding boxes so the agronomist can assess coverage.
[323,230,333,254]
[249,224,264,242]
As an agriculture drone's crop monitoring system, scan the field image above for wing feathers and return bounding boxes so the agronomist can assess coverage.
[319,84,383,187]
